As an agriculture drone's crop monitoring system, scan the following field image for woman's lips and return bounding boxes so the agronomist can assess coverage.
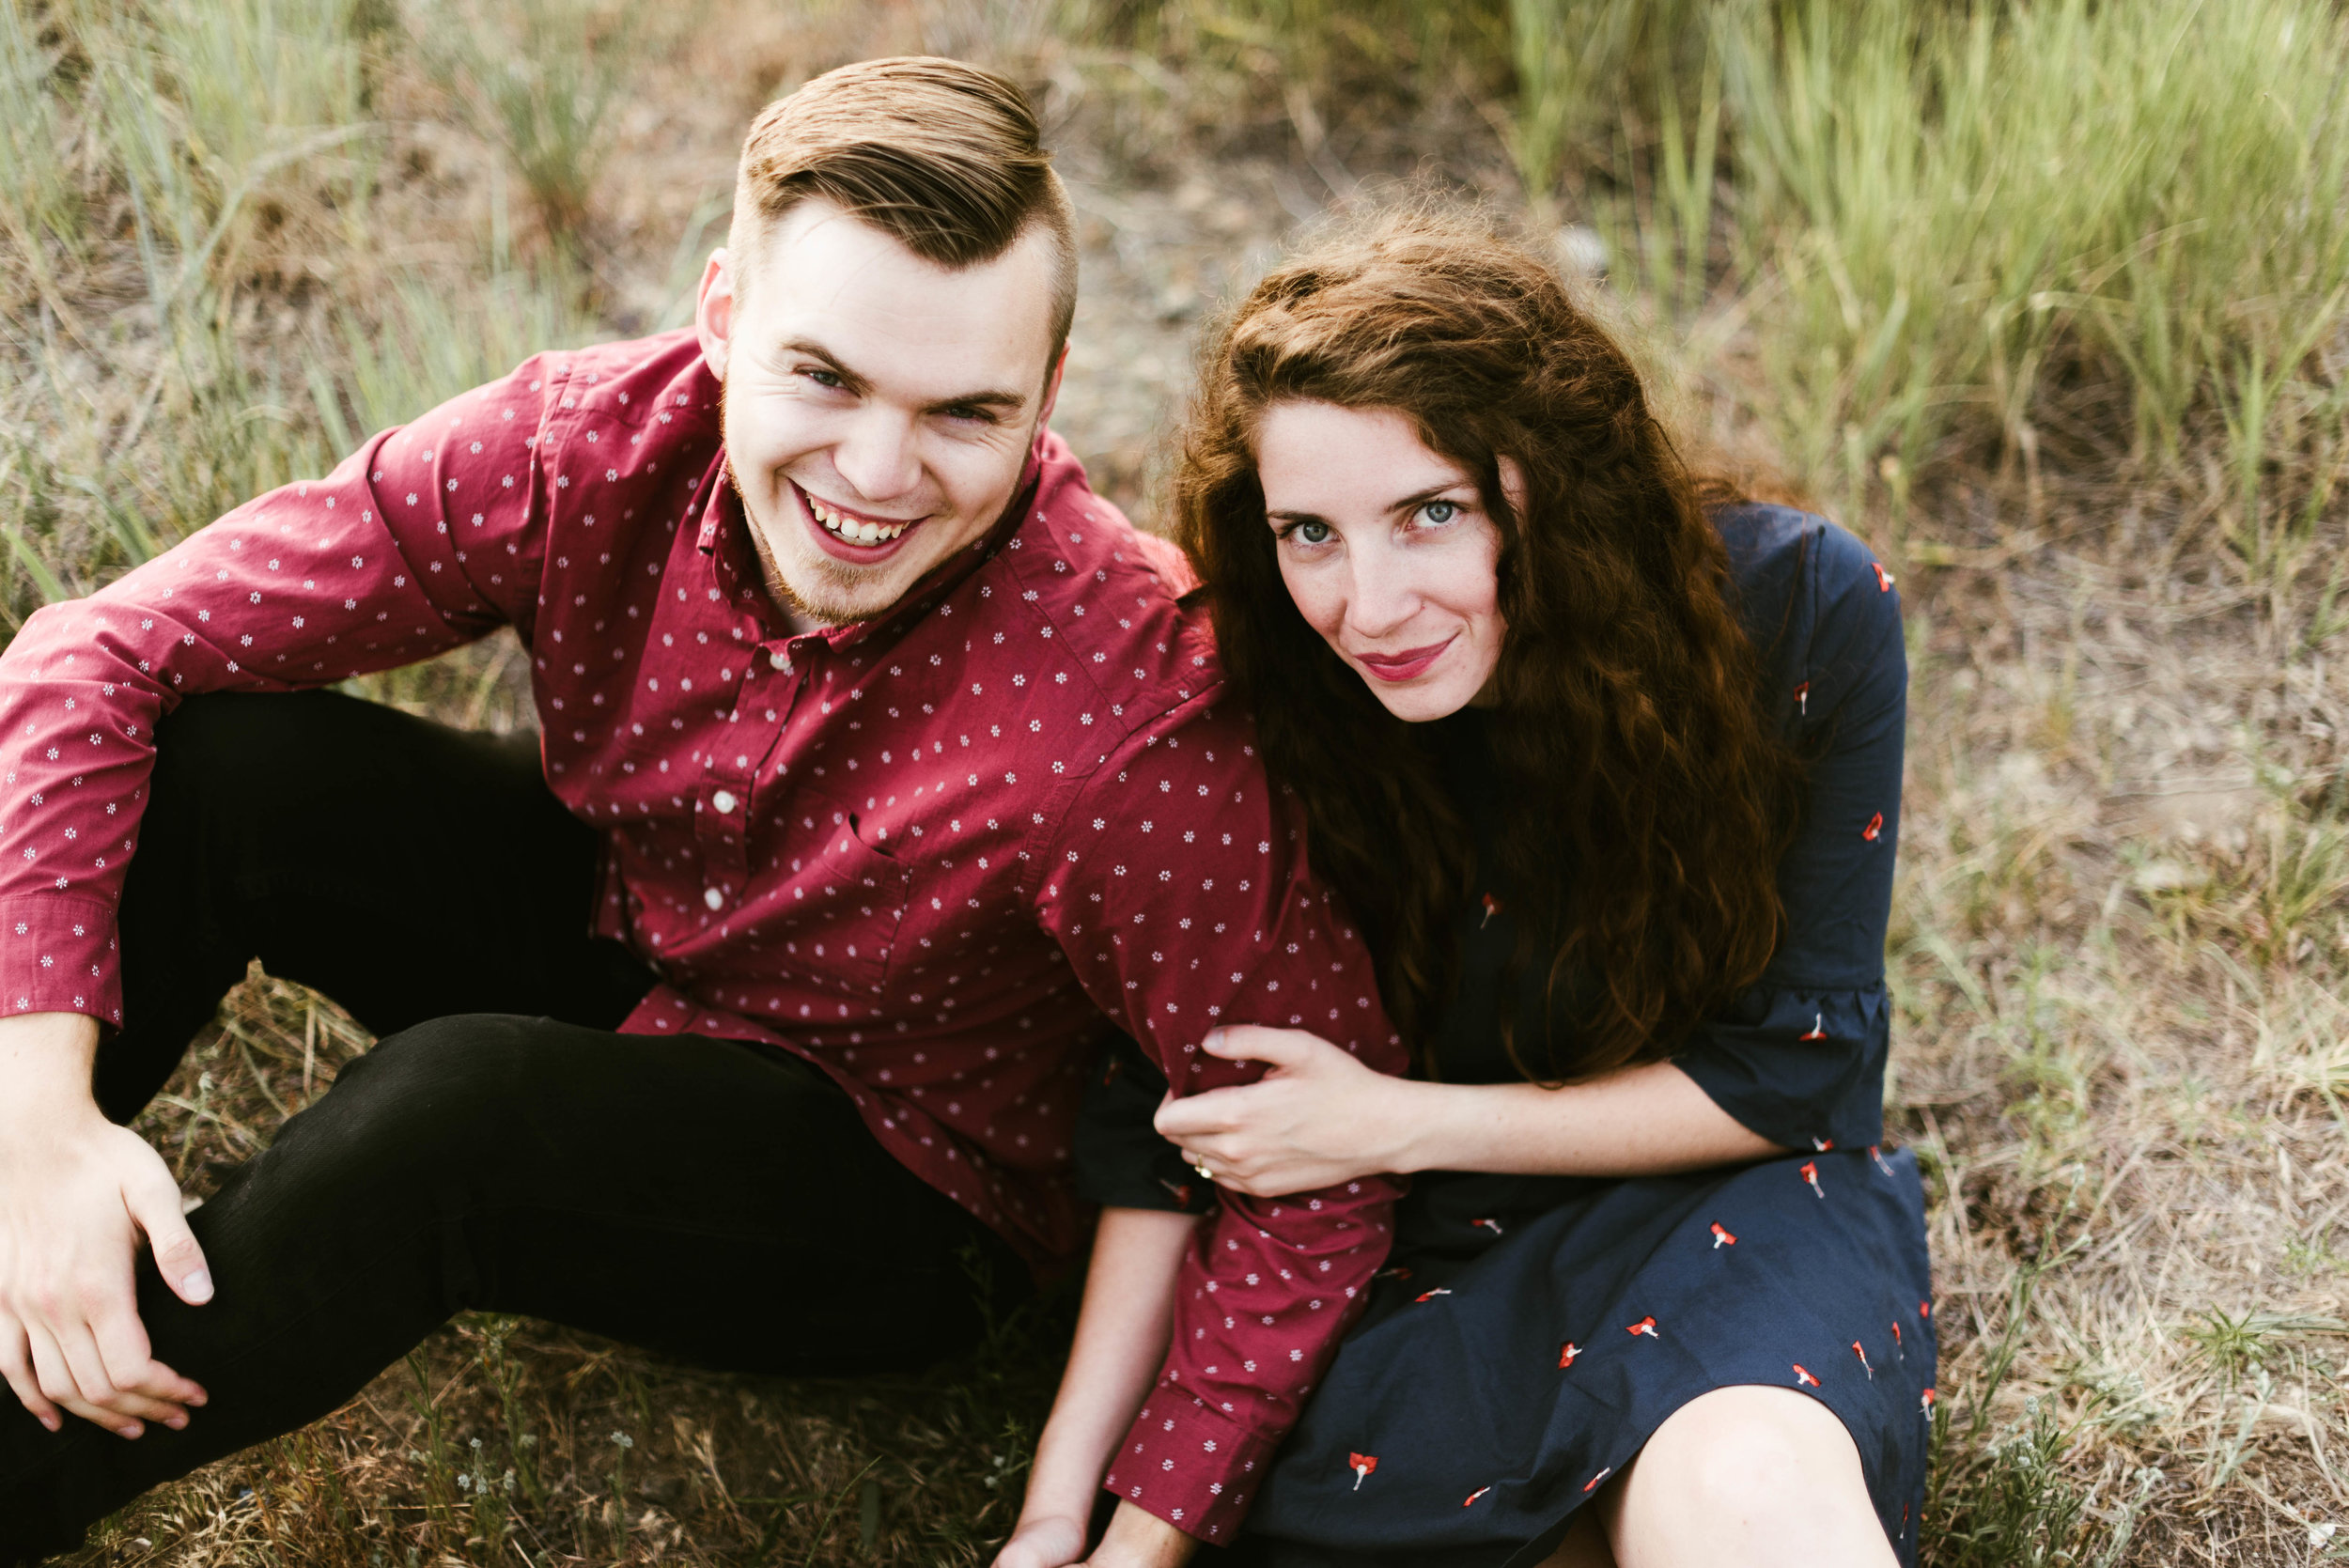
[1354,636,1455,682]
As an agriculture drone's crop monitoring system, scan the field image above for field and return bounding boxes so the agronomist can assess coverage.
[6,0,2349,1562]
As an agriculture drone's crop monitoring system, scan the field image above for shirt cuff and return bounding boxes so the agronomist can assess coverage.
[1103,1383,1283,1545]
[0,896,123,1028]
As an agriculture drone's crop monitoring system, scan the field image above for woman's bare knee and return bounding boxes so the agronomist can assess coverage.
[1607,1386,1895,1568]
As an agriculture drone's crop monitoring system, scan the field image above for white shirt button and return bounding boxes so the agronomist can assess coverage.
[769,649,788,671]
[703,887,723,910]
[711,789,738,815]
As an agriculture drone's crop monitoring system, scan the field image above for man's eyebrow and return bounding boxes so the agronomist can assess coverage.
[777,337,1027,416]
[779,338,869,395]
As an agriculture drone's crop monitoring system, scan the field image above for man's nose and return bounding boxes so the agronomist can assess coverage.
[831,409,923,503]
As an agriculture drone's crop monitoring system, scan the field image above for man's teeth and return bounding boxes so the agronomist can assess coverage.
[807,495,910,546]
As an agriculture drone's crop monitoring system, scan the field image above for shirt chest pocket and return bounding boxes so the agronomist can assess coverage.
[770,789,914,1001]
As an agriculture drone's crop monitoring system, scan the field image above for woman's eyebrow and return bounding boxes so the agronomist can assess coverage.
[1385,482,1471,515]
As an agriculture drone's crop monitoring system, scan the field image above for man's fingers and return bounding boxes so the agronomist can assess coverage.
[124,1168,212,1306]
[0,1314,62,1432]
[50,1319,179,1432]
[92,1305,205,1411]
[25,1325,138,1436]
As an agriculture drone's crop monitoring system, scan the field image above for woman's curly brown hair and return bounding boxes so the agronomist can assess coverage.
[1174,205,1803,1081]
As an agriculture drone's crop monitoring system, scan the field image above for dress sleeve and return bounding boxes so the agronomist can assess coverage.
[1673,521,1906,1153]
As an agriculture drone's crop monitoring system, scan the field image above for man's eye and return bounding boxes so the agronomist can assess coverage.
[1296,520,1332,545]
[1420,500,1458,525]
[802,368,844,390]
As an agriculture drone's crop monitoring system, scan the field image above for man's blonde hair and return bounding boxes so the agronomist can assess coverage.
[728,56,1078,365]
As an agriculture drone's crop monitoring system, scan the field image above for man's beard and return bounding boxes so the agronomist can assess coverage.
[724,454,899,630]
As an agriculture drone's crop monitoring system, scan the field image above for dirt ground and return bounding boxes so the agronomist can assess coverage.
[13,2,2349,1564]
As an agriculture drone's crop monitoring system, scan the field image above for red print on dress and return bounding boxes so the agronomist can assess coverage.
[1801,1160,1825,1199]
[1862,811,1885,841]
[1795,680,1810,716]
[1709,1222,1736,1249]
[1479,892,1501,928]
[1853,1341,1875,1379]
[1471,1217,1505,1237]
[1799,1013,1828,1041]
[1871,1145,1896,1176]
[1558,1341,1583,1369]
[1874,561,1895,591]
[1921,1388,1937,1416]
[1793,1364,1820,1388]
[1348,1453,1378,1491]
[1581,1467,1614,1494]
[1463,1486,1492,1507]
[1415,1287,1455,1302]
[1626,1315,1659,1339]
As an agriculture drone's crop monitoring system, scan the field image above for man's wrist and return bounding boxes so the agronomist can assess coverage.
[0,1011,103,1133]
[1088,1500,1198,1567]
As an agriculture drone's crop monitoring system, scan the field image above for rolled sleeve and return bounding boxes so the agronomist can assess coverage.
[1036,700,1403,1538]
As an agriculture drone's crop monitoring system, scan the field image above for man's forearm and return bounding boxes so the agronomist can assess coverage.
[1018,1208,1201,1532]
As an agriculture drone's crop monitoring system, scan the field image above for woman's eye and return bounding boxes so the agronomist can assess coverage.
[1296,520,1332,545]
[1420,500,1458,525]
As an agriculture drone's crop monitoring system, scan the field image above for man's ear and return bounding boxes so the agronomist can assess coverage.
[695,249,737,381]
[1035,342,1070,430]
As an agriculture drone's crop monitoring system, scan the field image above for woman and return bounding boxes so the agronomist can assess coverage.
[1002,206,1928,1568]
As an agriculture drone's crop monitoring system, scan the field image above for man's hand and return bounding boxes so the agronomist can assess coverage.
[1081,1502,1197,1567]
[0,1011,211,1436]
[1154,1025,1420,1197]
[991,1513,1088,1568]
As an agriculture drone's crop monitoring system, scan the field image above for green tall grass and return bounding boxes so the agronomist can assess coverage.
[1717,0,2349,515]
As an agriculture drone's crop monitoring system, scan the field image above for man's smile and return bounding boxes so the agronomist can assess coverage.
[790,477,927,563]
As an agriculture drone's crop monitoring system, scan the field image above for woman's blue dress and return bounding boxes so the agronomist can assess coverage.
[1077,505,1934,1566]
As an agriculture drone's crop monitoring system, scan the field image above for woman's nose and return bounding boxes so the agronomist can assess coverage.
[1344,550,1419,639]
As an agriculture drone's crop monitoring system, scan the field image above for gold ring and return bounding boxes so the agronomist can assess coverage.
[1193,1160,1214,1182]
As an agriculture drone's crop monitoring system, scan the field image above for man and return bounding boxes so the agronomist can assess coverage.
[0,57,1401,1565]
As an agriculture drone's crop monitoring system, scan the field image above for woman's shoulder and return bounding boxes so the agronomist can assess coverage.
[1708,502,1902,673]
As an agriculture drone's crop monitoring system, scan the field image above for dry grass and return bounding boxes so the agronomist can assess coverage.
[6,0,2349,1563]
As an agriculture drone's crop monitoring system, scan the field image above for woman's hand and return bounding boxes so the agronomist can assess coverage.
[992,1513,1089,1568]
[1153,1026,1418,1197]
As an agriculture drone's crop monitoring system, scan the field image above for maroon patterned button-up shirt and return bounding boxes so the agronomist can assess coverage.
[0,329,1401,1541]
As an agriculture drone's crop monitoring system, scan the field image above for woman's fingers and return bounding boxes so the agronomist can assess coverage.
[1199,1024,1321,1067]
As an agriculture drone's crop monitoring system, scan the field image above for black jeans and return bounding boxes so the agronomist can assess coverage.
[0,691,1025,1561]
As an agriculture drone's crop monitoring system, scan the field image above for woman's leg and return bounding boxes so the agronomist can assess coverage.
[1535,1386,1894,1568]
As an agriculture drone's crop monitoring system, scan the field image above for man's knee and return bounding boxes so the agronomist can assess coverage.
[296,1013,552,1176]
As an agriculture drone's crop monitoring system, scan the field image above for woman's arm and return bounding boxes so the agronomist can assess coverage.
[996,1207,1206,1568]
[1155,1026,1780,1197]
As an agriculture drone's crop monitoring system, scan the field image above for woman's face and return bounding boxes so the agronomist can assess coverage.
[1256,399,1512,722]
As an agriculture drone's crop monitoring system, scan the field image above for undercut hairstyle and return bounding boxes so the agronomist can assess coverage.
[1175,205,1804,1082]
[728,56,1079,368]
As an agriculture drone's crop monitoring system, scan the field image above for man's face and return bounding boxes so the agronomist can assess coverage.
[695,199,1066,630]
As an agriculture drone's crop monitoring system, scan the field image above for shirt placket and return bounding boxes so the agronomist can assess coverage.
[692,627,817,915]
